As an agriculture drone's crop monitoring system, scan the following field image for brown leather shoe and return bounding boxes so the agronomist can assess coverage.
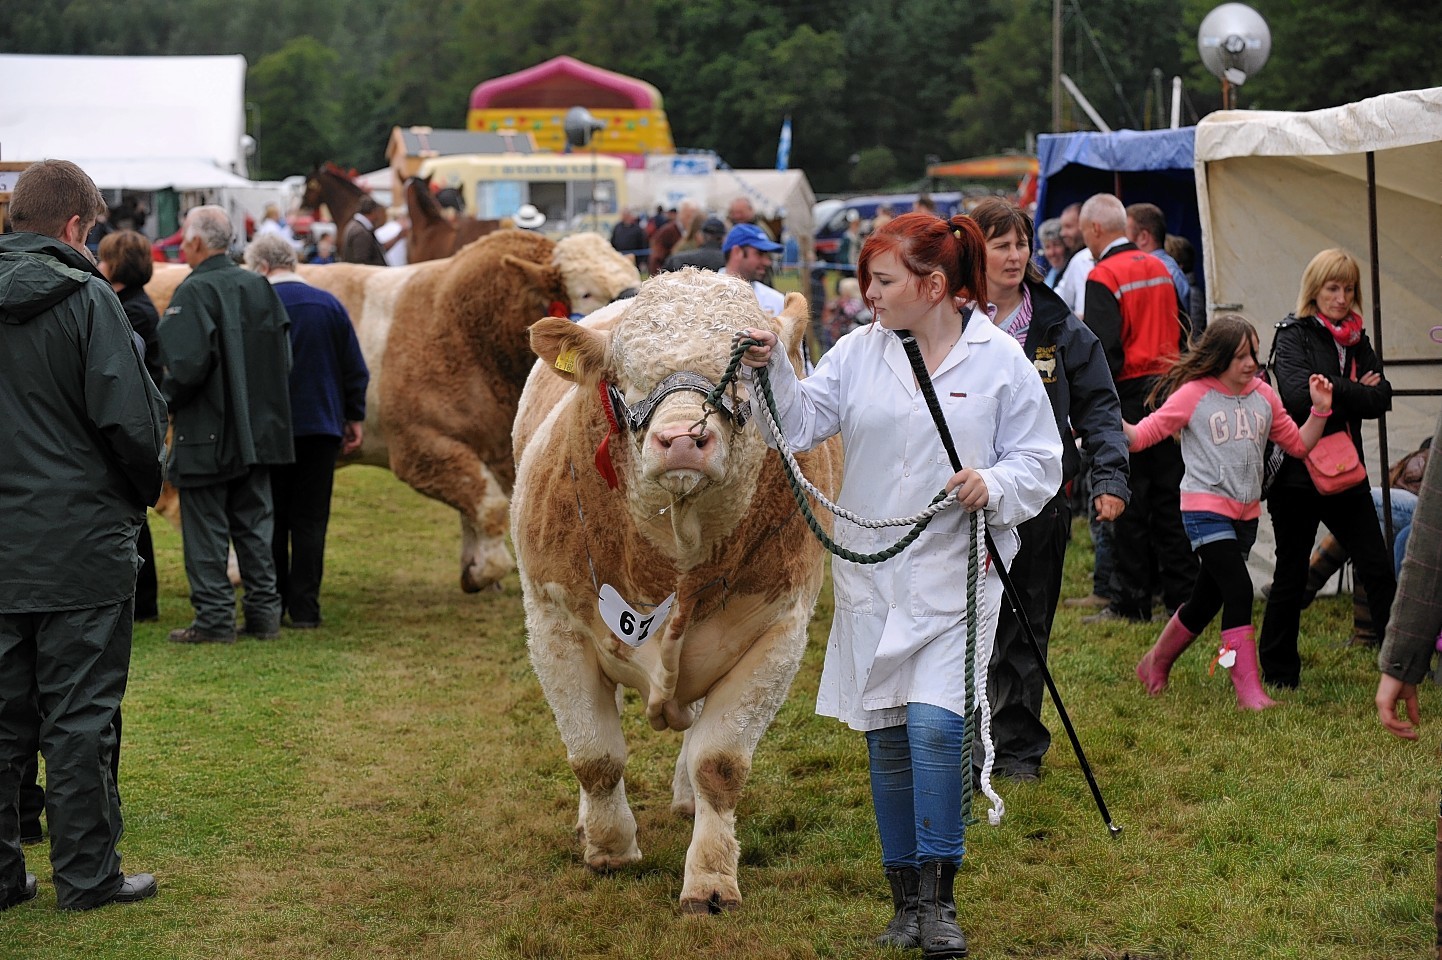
[167,626,236,644]
[1062,593,1111,609]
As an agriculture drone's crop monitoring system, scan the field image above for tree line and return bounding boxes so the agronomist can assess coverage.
[4,0,1438,193]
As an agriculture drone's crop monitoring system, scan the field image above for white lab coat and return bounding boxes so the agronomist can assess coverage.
[749,318,1062,730]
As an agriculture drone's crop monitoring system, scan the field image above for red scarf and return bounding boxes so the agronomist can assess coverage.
[1316,310,1363,348]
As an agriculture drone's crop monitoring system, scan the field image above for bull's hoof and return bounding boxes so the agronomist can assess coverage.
[460,551,514,593]
[459,571,507,593]
[679,890,741,915]
[584,848,642,873]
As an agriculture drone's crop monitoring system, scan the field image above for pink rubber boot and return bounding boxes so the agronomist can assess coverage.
[1219,626,1278,711]
[1136,610,1198,695]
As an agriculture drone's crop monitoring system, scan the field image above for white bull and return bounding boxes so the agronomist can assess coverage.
[510,270,841,912]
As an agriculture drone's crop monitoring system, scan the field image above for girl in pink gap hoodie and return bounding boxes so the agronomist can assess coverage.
[1122,315,1334,710]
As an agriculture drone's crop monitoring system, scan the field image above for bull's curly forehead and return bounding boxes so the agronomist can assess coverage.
[611,270,773,386]
[553,232,642,302]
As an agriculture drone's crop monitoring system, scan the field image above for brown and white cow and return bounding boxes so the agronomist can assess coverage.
[511,270,841,912]
[147,231,640,591]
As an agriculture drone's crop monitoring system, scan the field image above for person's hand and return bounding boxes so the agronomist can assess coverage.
[1307,373,1334,412]
[739,328,776,368]
[1094,493,1125,522]
[1375,673,1420,740]
[1357,369,1381,386]
[1121,420,1138,445]
[341,421,364,456]
[945,468,989,512]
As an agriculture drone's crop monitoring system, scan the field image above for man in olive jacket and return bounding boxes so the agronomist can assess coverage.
[159,205,294,644]
[0,159,167,910]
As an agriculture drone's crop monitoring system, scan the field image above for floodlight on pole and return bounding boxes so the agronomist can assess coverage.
[565,106,607,233]
[1197,3,1271,110]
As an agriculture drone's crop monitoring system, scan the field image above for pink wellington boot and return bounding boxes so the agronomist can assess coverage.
[1216,626,1278,711]
[1136,610,1199,695]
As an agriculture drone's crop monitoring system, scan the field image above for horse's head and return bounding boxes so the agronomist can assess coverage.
[405,176,445,223]
[300,168,325,211]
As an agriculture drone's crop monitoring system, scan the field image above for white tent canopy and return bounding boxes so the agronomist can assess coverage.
[625,167,817,242]
[64,158,258,192]
[1194,87,1442,586]
[0,53,250,188]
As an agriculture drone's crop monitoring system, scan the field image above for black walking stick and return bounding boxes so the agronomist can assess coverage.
[898,330,1122,839]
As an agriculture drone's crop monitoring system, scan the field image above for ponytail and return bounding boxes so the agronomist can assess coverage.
[946,214,988,308]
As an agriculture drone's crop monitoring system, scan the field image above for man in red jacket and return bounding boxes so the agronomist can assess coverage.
[1079,193,1197,624]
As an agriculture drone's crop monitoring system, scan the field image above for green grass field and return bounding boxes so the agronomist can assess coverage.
[6,465,1435,959]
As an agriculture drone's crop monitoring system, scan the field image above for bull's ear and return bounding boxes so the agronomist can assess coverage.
[778,292,811,370]
[531,317,608,385]
[502,253,560,292]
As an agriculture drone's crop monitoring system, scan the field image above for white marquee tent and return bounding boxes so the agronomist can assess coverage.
[1194,87,1442,586]
[0,53,252,190]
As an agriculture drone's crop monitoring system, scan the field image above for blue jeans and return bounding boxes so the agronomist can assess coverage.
[865,703,967,867]
[1181,511,1259,554]
[1370,487,1417,576]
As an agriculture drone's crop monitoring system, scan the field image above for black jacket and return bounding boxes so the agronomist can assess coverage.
[0,232,168,611]
[1017,277,1130,502]
[158,253,294,486]
[118,284,164,385]
[1270,312,1391,491]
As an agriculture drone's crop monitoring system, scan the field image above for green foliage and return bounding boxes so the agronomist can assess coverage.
[850,145,898,190]
[247,38,343,180]
[948,0,1054,157]
[2,0,1437,187]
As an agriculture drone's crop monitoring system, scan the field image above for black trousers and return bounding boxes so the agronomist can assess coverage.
[1260,482,1396,687]
[0,602,130,908]
[974,491,1070,776]
[270,435,341,625]
[1108,439,1197,618]
[134,520,157,620]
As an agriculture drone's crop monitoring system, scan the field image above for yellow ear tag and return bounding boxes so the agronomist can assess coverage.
[554,348,578,374]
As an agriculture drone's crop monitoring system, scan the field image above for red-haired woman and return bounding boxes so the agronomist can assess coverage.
[740,212,1061,958]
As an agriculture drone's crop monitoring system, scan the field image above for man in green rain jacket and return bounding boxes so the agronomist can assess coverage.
[0,160,167,910]
[158,205,294,644]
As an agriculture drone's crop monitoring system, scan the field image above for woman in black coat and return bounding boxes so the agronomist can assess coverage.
[98,230,164,621]
[1260,248,1395,688]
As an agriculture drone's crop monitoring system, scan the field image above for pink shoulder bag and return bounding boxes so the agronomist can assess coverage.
[1305,431,1367,495]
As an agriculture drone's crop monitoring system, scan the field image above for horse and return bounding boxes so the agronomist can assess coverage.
[301,163,370,236]
[403,175,501,263]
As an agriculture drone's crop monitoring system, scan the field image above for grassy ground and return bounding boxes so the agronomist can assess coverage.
[7,466,1435,959]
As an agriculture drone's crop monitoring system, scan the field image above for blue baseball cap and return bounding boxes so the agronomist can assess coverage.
[722,223,783,254]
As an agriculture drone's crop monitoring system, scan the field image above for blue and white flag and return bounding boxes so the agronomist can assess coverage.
[776,115,792,171]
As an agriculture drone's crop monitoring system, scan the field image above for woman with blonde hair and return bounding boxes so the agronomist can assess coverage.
[1259,248,1395,689]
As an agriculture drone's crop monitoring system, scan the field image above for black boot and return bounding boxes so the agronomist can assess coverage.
[876,866,920,948]
[918,860,968,958]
